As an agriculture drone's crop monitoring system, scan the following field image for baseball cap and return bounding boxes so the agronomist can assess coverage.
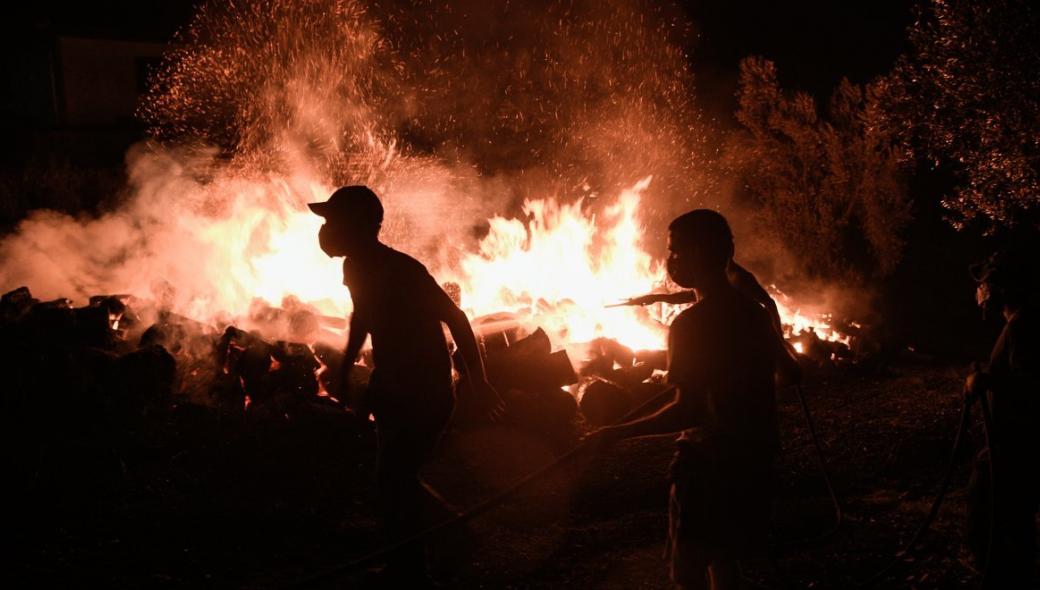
[308,185,384,227]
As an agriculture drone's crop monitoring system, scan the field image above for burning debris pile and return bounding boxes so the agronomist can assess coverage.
[0,170,860,453]
[2,277,860,452]
[0,283,656,445]
[1,286,340,429]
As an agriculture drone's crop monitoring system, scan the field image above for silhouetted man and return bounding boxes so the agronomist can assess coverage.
[310,185,503,581]
[964,253,1038,587]
[587,210,786,590]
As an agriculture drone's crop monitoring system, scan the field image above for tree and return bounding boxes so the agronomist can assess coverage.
[883,0,1040,229]
[729,57,911,283]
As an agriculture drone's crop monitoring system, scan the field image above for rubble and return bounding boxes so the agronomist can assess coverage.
[579,378,633,427]
[790,328,854,367]
[2,284,862,489]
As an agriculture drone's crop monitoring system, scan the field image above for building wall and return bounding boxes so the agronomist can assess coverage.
[57,36,166,127]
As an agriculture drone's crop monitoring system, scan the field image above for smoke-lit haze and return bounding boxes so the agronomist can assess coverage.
[2,0,855,350]
[0,0,713,343]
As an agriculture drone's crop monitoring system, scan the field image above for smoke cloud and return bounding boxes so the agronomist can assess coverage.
[0,0,718,331]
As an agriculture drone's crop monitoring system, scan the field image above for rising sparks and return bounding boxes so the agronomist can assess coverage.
[0,0,849,355]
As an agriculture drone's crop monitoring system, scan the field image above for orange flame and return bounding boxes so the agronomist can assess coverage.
[441,177,668,352]
[771,287,851,346]
[206,175,848,355]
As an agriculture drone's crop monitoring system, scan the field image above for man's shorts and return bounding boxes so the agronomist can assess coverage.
[667,436,773,582]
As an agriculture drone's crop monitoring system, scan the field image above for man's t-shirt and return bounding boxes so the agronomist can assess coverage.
[343,245,453,396]
[667,289,780,453]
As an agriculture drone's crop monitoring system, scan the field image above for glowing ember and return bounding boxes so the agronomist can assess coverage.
[770,287,851,346]
[312,346,340,403]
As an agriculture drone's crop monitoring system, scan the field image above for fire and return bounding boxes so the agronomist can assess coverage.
[189,173,675,352]
[187,175,350,323]
[771,287,851,346]
[441,177,669,352]
[247,199,345,315]
[199,175,850,357]
[116,170,847,356]
[0,0,852,360]
[0,155,850,355]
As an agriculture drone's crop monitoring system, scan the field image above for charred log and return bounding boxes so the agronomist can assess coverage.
[485,328,577,393]
[578,378,633,428]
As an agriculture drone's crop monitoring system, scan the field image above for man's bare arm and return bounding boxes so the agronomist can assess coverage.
[340,311,370,410]
[430,283,504,420]
[443,305,505,417]
[443,305,489,382]
[343,311,369,366]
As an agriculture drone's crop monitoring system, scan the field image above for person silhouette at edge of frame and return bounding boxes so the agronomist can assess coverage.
[964,251,1039,587]
[310,185,505,582]
[584,209,789,590]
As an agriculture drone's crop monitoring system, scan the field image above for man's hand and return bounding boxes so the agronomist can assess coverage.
[337,365,370,416]
[775,341,804,389]
[469,378,506,423]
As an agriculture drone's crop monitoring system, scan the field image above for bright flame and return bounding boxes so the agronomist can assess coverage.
[183,174,350,323]
[207,175,849,355]
[440,177,669,352]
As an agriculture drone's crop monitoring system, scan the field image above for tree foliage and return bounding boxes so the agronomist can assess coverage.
[884,0,1040,229]
[730,57,911,283]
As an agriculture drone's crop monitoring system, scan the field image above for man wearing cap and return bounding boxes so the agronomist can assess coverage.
[964,253,1038,586]
[586,209,787,590]
[310,185,504,580]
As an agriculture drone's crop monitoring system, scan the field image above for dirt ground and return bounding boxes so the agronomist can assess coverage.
[416,361,985,590]
[15,361,1032,589]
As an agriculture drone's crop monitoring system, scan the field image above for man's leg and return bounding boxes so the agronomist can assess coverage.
[376,395,457,577]
[670,483,710,590]
[374,424,429,577]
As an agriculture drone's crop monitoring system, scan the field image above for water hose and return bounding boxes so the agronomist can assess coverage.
[295,384,679,587]
[859,393,978,586]
[790,383,843,543]
[299,382,845,586]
